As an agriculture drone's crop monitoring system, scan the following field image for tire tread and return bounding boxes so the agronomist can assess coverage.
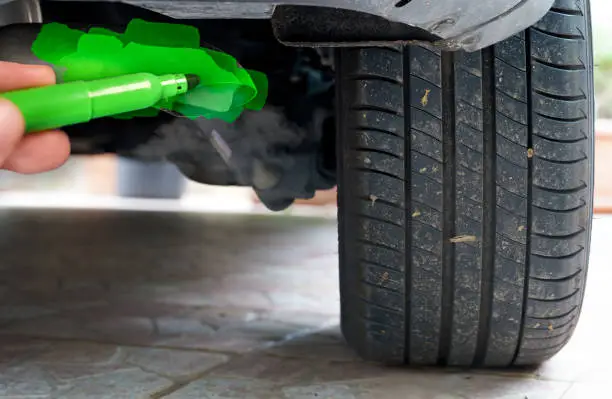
[336,0,592,367]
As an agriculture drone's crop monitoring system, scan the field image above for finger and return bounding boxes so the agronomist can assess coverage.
[0,62,55,92]
[0,99,25,165]
[2,130,70,174]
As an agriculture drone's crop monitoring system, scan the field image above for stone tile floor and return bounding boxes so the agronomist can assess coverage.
[0,206,609,398]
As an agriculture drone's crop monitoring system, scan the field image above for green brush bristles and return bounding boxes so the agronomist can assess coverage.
[31,19,268,123]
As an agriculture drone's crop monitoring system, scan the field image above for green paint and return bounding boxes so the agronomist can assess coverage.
[31,19,268,123]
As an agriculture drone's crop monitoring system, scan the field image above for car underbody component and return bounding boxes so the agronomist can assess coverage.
[0,12,337,210]
[39,0,555,51]
[267,0,556,50]
[120,45,337,210]
[0,0,558,210]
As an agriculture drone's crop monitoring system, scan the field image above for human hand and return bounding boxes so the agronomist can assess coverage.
[0,61,70,174]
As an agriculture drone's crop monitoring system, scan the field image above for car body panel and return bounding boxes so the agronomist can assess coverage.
[1,0,555,50]
[88,0,554,50]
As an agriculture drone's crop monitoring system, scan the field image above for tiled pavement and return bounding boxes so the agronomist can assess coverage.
[0,207,610,398]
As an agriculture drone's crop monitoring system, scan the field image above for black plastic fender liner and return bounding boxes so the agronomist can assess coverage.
[270,0,555,51]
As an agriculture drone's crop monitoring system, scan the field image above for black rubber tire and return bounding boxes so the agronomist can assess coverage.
[336,0,594,367]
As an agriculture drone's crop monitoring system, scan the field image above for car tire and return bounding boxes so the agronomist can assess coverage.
[335,0,594,367]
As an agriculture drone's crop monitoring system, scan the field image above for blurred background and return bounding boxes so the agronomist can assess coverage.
[0,0,609,215]
[593,0,612,212]
[0,153,339,215]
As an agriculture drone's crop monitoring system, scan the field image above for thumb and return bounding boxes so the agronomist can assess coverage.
[0,99,24,166]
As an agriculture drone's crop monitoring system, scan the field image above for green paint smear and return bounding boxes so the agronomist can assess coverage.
[31,19,268,122]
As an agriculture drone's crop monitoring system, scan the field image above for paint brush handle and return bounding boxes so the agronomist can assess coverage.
[0,72,199,133]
